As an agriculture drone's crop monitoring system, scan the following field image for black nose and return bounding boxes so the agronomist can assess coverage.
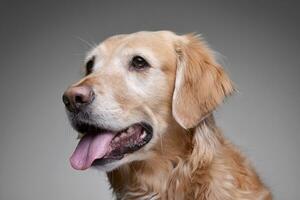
[62,85,95,112]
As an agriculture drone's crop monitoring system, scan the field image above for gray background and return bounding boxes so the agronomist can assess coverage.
[0,0,299,199]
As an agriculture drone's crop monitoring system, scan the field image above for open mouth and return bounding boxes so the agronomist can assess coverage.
[69,122,153,170]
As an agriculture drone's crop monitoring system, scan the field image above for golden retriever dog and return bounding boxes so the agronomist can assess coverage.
[62,31,272,200]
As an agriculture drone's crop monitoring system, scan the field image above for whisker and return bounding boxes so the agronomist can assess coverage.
[74,36,96,48]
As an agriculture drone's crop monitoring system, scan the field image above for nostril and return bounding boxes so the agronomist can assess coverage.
[62,94,71,107]
[74,94,85,104]
[89,90,95,102]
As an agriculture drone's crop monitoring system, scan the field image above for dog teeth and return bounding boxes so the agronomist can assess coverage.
[120,132,127,138]
[77,133,84,139]
[127,127,135,134]
[141,131,147,139]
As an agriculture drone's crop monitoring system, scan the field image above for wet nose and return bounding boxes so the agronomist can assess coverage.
[62,86,95,112]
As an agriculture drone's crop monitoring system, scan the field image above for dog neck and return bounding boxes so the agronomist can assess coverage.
[107,114,227,199]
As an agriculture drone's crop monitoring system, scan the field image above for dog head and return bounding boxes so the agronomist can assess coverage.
[63,31,233,171]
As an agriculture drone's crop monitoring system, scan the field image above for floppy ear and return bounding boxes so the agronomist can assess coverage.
[172,34,234,129]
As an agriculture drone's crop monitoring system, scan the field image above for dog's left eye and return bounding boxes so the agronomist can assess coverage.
[85,57,94,75]
[130,56,149,70]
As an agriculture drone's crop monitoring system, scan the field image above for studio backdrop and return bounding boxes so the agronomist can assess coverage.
[0,1,299,200]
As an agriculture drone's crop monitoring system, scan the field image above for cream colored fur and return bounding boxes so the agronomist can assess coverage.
[70,31,271,200]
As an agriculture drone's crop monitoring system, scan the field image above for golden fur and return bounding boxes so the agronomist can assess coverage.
[70,31,271,199]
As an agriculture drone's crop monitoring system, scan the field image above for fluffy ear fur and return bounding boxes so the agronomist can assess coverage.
[172,34,234,129]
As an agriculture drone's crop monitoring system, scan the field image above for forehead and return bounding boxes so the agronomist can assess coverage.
[86,31,178,62]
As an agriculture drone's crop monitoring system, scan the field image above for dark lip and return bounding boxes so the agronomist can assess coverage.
[92,155,124,166]
[72,121,109,135]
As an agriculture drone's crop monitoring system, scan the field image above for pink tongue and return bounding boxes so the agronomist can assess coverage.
[70,133,114,170]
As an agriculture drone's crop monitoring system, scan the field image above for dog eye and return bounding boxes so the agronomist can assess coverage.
[130,56,149,70]
[85,57,94,75]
